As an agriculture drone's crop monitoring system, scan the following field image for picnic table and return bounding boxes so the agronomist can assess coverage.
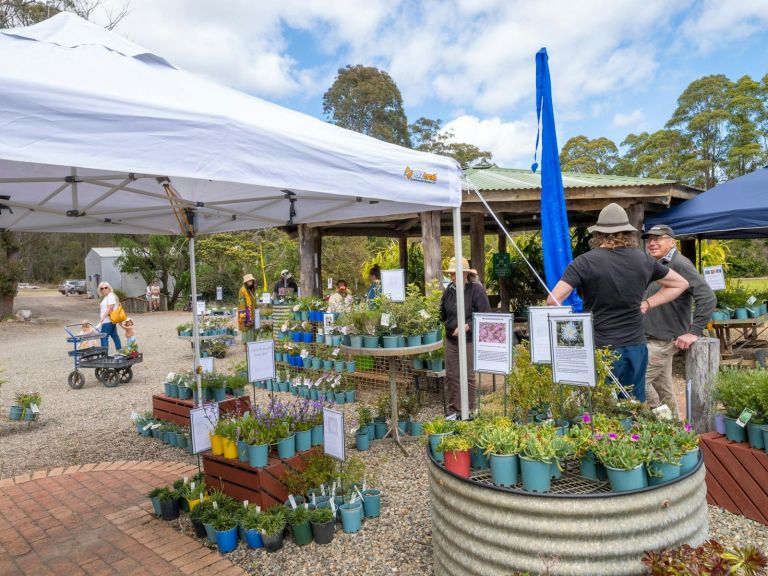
[711,313,768,354]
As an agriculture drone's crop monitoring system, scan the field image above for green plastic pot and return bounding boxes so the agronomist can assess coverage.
[291,520,313,546]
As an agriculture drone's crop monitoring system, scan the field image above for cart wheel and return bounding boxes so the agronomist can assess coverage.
[95,367,108,383]
[102,369,120,388]
[68,370,85,389]
[118,367,133,384]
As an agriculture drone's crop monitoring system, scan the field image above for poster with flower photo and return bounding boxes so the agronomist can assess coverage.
[547,313,596,387]
[472,312,514,374]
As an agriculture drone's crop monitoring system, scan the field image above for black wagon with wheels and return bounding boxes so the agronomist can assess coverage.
[65,323,143,389]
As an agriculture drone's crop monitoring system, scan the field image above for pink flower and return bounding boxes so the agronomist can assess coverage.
[630,434,640,442]
[607,433,618,440]
[581,413,591,424]
[684,423,693,433]
[594,433,603,441]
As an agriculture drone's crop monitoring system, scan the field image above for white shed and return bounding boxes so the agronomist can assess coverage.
[84,247,146,298]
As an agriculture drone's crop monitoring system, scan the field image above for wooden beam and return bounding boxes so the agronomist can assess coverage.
[626,203,645,244]
[399,236,408,279]
[298,224,319,297]
[421,211,442,291]
[461,185,680,203]
[470,213,485,283]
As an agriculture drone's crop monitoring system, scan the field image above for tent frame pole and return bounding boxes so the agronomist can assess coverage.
[185,212,202,407]
[452,207,469,420]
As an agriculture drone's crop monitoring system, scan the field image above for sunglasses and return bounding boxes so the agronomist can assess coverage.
[100,287,109,291]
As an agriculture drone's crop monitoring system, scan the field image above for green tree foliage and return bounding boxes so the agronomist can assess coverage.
[0,231,22,318]
[360,239,426,291]
[725,75,767,179]
[559,135,620,174]
[409,117,493,167]
[323,65,411,146]
[618,129,697,181]
[115,236,189,308]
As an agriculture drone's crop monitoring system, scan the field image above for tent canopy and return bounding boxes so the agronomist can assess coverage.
[644,167,768,239]
[0,13,462,235]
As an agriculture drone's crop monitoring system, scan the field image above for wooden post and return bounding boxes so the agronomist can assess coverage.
[398,236,408,280]
[298,224,318,297]
[470,213,485,283]
[313,230,322,297]
[498,232,510,312]
[680,238,696,269]
[686,337,720,433]
[626,203,644,245]
[421,211,442,291]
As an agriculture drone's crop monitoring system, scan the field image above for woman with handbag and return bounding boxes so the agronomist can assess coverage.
[97,282,123,352]
[238,274,257,345]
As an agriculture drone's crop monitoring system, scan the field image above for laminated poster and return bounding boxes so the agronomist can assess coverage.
[199,356,214,374]
[529,306,571,364]
[246,340,275,383]
[323,408,346,462]
[190,402,219,454]
[703,265,726,291]
[472,312,514,374]
[381,268,406,302]
[547,313,596,387]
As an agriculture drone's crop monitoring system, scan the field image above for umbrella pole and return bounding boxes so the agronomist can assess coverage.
[189,235,202,407]
[452,207,469,420]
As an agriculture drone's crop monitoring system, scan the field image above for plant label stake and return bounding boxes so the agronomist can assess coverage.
[212,501,218,510]
[320,484,326,496]
[312,493,316,505]
[330,499,336,516]
[288,495,297,509]
[355,486,365,501]
[737,408,754,428]
[256,505,261,513]
[243,500,248,508]
[199,493,204,504]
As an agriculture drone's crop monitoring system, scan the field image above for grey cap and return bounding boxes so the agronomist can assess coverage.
[587,203,638,234]
[641,224,675,239]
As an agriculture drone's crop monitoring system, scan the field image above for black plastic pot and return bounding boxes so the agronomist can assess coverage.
[262,532,284,553]
[191,517,207,538]
[311,519,335,545]
[160,498,180,521]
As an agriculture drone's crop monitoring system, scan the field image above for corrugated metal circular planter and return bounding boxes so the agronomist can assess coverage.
[428,450,707,576]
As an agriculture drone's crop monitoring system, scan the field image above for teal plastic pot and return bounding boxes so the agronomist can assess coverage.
[735,307,748,320]
[490,454,519,487]
[163,382,173,396]
[397,336,406,348]
[312,424,324,446]
[315,333,324,344]
[213,387,226,402]
[413,358,425,369]
[429,432,452,464]
[551,460,562,480]
[244,528,264,549]
[398,419,408,434]
[422,330,439,344]
[203,522,216,544]
[323,360,333,370]
[374,420,387,439]
[296,429,312,452]
[349,335,364,348]
[277,434,296,459]
[724,416,747,443]
[747,422,765,449]
[300,311,309,321]
[345,389,356,403]
[470,447,489,470]
[340,502,362,533]
[648,461,681,486]
[247,443,269,468]
[9,405,22,421]
[168,432,178,447]
[363,335,380,348]
[334,360,345,372]
[215,526,238,553]
[168,383,179,398]
[346,361,356,373]
[362,489,381,518]
[366,422,375,439]
[311,357,321,369]
[237,440,249,462]
[409,421,423,437]
[406,335,423,347]
[334,391,346,404]
[579,450,607,481]
[332,335,343,346]
[309,388,319,401]
[325,390,335,402]
[149,496,162,516]
[177,386,192,400]
[356,430,370,451]
[519,456,552,493]
[382,335,399,348]
[605,463,646,492]
[680,448,699,475]
[302,356,312,368]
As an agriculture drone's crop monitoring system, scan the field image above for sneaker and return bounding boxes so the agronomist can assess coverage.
[445,413,458,421]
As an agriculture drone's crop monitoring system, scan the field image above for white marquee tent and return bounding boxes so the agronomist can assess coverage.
[0,13,473,418]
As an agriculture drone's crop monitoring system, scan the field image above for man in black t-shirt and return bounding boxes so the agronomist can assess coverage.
[546,203,688,402]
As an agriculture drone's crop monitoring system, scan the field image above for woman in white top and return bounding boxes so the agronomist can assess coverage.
[98,282,122,351]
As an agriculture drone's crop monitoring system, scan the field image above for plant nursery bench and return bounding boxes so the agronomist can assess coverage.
[151,393,251,427]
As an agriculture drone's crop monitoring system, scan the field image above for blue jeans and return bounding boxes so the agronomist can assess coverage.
[610,343,648,403]
[100,321,122,351]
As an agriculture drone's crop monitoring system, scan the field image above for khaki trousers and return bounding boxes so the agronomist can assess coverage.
[445,338,476,414]
[645,338,679,417]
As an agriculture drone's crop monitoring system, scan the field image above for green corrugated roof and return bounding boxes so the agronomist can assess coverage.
[463,166,677,191]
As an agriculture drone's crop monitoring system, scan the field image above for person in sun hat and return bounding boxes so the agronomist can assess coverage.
[273,269,298,300]
[642,224,716,417]
[546,203,689,402]
[238,273,257,344]
[439,256,491,418]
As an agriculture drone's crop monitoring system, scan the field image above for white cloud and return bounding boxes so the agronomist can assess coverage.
[443,115,535,167]
[680,0,768,51]
[612,108,645,129]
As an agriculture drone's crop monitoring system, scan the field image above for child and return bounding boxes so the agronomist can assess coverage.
[120,318,139,357]
[78,321,100,349]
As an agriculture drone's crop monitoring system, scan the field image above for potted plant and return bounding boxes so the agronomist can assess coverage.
[592,431,650,492]
[373,394,389,439]
[259,508,287,553]
[344,378,357,403]
[147,486,165,516]
[292,400,316,452]
[715,369,752,443]
[239,505,264,549]
[287,506,313,546]
[355,423,370,451]
[188,499,213,539]
[309,507,336,545]
[357,404,374,436]
[437,434,472,478]
[480,424,521,487]
[14,391,41,421]
[424,416,457,464]
[339,498,364,533]
[212,509,239,553]
[157,487,180,521]
[518,424,558,493]
[645,425,683,486]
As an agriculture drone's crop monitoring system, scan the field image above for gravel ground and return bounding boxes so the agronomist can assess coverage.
[1,290,767,576]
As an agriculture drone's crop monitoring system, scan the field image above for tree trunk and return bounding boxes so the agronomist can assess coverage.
[498,233,510,312]
[421,211,442,292]
[470,213,485,283]
[0,294,13,318]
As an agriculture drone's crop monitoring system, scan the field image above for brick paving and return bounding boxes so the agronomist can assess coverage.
[0,461,247,576]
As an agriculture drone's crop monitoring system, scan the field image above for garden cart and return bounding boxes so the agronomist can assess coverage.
[65,323,143,389]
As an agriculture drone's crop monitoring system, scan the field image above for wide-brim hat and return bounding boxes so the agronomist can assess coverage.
[243,273,255,284]
[444,256,477,275]
[588,203,638,234]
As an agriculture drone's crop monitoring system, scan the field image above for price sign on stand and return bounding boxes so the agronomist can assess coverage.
[216,286,223,301]
[381,269,406,302]
[190,403,219,454]
[246,340,276,383]
[196,300,206,316]
[323,407,345,462]
[199,356,214,373]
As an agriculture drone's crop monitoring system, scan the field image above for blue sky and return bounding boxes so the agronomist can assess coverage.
[100,0,768,167]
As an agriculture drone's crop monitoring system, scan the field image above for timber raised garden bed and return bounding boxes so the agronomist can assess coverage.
[152,393,251,427]
[701,431,768,525]
[202,447,319,510]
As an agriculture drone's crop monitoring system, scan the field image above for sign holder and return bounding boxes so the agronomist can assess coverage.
[190,402,219,454]
[381,268,406,302]
[472,312,514,375]
[529,306,572,364]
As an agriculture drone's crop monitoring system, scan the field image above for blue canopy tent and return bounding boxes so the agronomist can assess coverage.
[645,167,768,239]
